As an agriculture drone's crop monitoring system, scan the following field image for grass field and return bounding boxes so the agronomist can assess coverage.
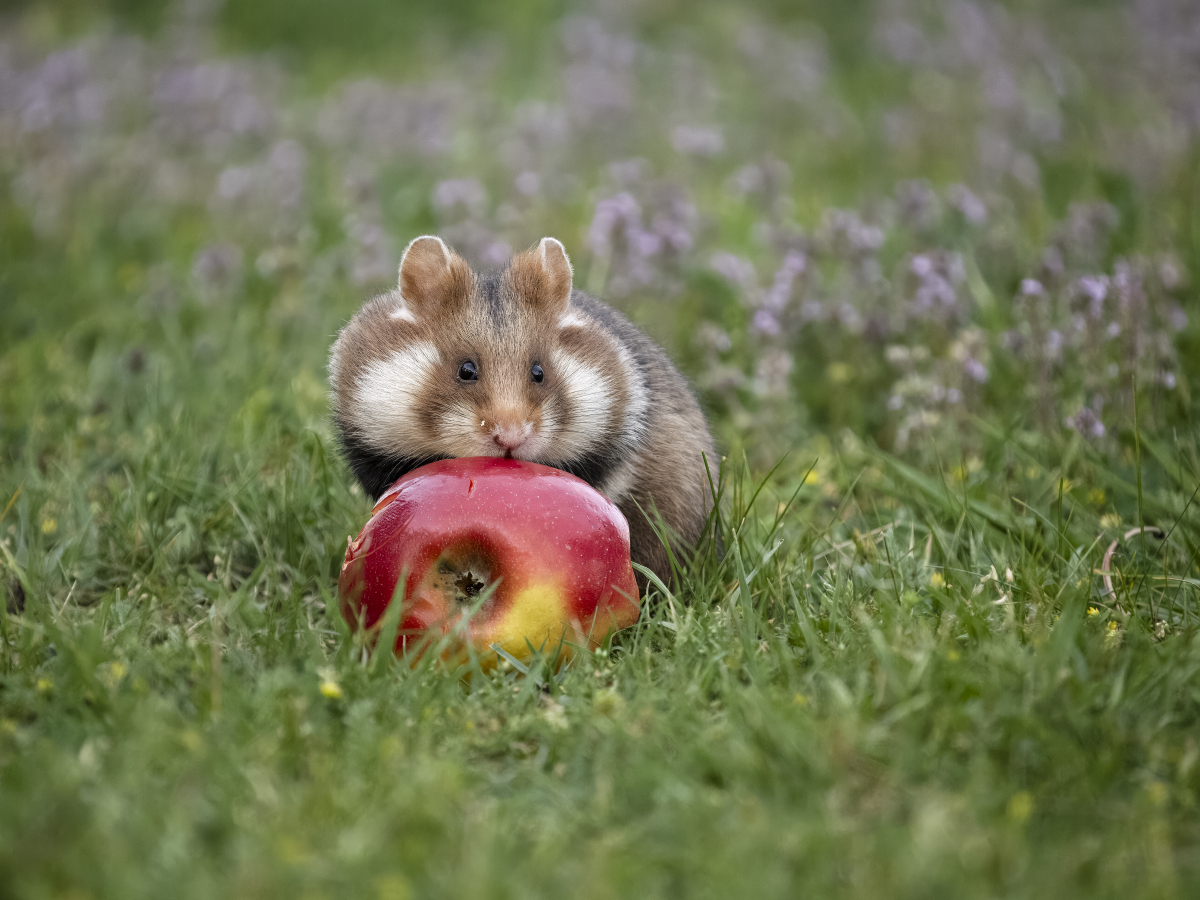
[3,0,1200,896]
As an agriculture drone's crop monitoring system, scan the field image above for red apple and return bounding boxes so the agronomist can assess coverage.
[338,457,640,665]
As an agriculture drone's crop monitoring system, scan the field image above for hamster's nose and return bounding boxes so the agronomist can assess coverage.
[491,423,530,453]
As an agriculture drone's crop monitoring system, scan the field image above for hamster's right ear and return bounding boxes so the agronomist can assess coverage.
[396,235,472,319]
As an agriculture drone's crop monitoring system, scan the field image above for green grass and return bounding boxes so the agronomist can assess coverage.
[3,434,1200,897]
[2,0,1200,896]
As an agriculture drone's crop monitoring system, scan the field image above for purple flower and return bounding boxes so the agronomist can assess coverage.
[963,357,989,383]
[670,125,724,157]
[1065,407,1106,440]
[710,253,757,293]
[910,253,960,315]
[346,221,395,286]
[514,172,540,196]
[762,251,807,313]
[1077,275,1108,317]
[433,179,487,218]
[821,209,884,255]
[561,18,636,119]
[946,184,988,225]
[725,158,791,200]
[1045,330,1063,359]
[608,159,649,187]
[217,166,254,200]
[752,310,781,335]
[589,193,642,258]
[192,243,243,296]
[896,180,941,231]
[1159,259,1183,290]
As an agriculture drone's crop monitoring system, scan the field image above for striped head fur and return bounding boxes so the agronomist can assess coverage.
[329,236,649,500]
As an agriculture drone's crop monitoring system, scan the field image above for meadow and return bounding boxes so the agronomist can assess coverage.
[2,0,1200,895]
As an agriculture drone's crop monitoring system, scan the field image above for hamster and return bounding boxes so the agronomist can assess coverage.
[328,235,717,587]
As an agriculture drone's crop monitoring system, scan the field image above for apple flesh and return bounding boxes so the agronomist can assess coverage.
[338,457,640,665]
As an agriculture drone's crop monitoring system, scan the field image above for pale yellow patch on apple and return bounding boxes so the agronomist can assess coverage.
[491,581,580,661]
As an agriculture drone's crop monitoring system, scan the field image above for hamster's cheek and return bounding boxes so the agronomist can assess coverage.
[433,399,493,458]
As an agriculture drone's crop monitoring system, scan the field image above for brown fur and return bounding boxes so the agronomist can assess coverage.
[329,236,717,588]
[398,236,475,316]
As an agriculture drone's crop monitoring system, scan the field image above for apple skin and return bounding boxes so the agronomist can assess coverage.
[338,457,640,664]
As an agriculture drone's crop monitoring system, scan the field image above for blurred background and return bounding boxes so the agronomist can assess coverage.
[3,3,1200,893]
[1,0,1197,487]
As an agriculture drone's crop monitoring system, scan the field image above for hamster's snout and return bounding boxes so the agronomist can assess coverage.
[489,420,533,456]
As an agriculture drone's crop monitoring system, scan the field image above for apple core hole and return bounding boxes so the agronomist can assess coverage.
[432,551,496,610]
[452,567,486,601]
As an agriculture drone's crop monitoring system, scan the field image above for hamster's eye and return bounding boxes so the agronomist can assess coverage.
[530,363,544,384]
[458,360,479,382]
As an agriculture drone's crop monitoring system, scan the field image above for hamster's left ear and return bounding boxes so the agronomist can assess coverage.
[509,237,573,316]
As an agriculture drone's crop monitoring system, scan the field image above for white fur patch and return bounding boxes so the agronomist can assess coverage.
[615,343,649,444]
[433,400,489,458]
[558,310,589,329]
[352,341,441,453]
[327,345,344,396]
[389,303,418,323]
[545,348,613,458]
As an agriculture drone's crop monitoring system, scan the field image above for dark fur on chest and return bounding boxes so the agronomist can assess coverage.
[335,416,447,501]
[336,414,623,500]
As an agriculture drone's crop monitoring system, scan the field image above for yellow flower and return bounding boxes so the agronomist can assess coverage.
[804,469,820,485]
[1100,513,1121,530]
[98,660,127,691]
[1007,790,1034,823]
[1106,621,1118,633]
[1088,489,1106,505]
[1145,782,1168,807]
[375,874,413,900]
[930,572,946,589]
[275,835,308,865]
[40,518,57,535]
[827,362,853,384]
[317,667,343,699]
[1087,607,1099,616]
[379,736,403,760]
[36,678,53,693]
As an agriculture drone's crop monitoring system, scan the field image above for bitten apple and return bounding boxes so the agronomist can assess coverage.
[338,457,640,664]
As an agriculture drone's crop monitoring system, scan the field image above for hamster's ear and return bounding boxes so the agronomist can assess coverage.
[509,237,573,316]
[397,235,472,318]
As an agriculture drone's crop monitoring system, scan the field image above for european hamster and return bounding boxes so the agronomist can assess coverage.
[328,235,717,586]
